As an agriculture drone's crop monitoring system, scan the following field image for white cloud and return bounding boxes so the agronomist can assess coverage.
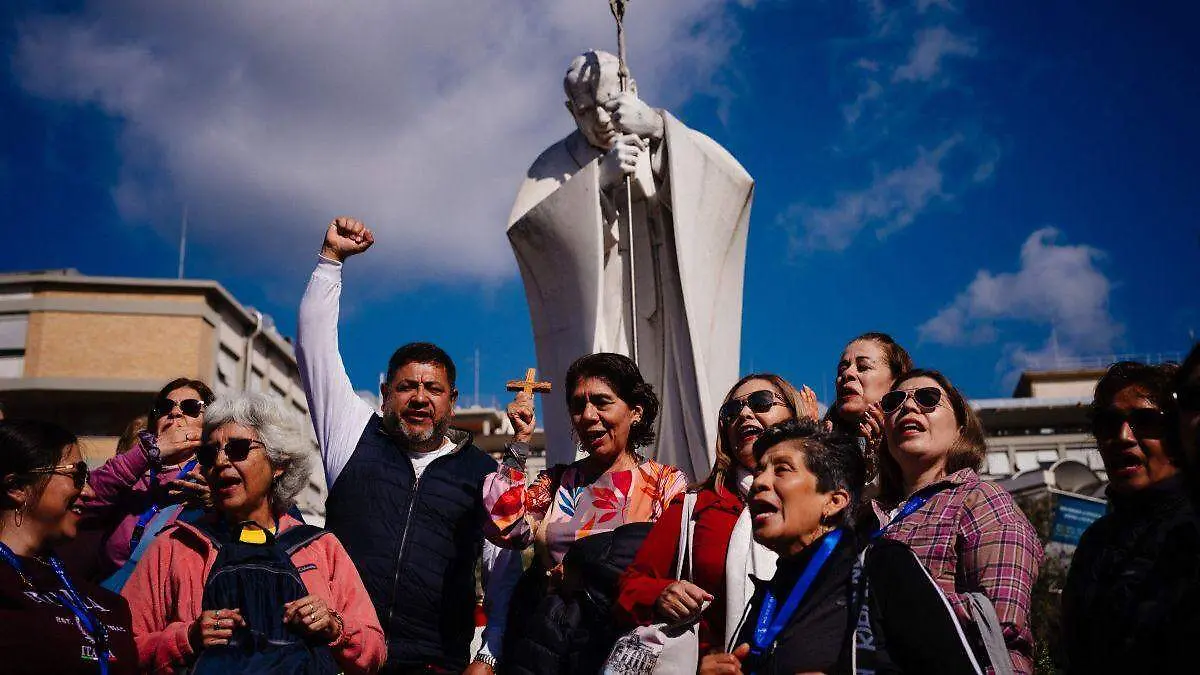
[14,1,742,281]
[842,78,883,126]
[783,135,960,251]
[919,228,1122,357]
[892,26,977,83]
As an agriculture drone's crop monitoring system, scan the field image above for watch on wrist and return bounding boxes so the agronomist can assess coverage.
[473,653,498,668]
[139,430,163,466]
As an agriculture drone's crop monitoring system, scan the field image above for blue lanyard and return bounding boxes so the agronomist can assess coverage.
[0,542,110,674]
[870,493,929,540]
[131,458,199,548]
[750,528,843,664]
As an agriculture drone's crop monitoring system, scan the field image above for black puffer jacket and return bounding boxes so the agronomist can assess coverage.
[1062,476,1200,673]
[501,522,653,675]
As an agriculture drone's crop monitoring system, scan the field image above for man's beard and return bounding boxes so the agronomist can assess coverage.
[383,410,451,452]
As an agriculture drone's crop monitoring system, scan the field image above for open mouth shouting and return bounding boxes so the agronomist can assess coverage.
[581,427,609,451]
[1102,448,1145,480]
[895,415,927,439]
[737,421,765,447]
[749,495,781,528]
[67,495,84,517]
[212,472,244,499]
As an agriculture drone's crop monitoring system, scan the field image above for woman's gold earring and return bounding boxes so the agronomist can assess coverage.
[14,502,25,527]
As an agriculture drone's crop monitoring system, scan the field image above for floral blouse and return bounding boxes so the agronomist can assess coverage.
[483,449,688,567]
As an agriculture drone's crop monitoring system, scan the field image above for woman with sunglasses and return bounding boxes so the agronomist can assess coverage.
[615,373,817,658]
[121,392,384,674]
[0,420,138,674]
[869,369,1040,674]
[1062,361,1200,673]
[78,377,216,585]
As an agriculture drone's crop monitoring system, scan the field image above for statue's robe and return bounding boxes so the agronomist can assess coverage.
[508,112,754,479]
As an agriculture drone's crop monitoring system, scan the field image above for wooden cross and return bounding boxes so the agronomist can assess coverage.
[506,368,552,396]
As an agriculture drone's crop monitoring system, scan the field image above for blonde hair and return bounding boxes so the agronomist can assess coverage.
[699,373,804,494]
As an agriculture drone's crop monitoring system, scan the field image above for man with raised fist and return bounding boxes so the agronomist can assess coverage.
[297,217,518,674]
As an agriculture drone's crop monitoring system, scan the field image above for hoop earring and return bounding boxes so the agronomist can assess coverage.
[14,503,26,527]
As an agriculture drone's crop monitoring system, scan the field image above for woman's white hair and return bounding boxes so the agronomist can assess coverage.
[203,392,312,514]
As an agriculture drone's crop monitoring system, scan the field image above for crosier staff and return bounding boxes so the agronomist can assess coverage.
[608,0,639,365]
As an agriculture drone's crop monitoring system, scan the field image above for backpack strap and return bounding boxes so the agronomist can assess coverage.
[850,548,875,674]
[275,524,329,555]
[179,518,225,551]
[966,592,1015,675]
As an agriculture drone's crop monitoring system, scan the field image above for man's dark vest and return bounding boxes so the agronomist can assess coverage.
[325,416,497,671]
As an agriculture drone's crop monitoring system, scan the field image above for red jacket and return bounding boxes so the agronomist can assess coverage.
[616,484,745,654]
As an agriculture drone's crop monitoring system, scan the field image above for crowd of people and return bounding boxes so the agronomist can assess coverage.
[0,215,1196,675]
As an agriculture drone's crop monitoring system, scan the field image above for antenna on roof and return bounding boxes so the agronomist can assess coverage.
[474,346,481,408]
[177,204,189,279]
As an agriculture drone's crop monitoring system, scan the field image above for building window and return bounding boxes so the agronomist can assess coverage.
[986,451,1012,476]
[0,314,28,378]
[217,344,241,394]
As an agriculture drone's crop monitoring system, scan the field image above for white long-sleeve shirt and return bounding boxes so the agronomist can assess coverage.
[296,255,520,663]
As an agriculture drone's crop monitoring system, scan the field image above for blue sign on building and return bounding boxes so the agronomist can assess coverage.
[1050,492,1108,546]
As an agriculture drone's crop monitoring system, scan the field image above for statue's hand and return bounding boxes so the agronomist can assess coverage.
[320,216,374,263]
[606,93,664,141]
[599,134,647,190]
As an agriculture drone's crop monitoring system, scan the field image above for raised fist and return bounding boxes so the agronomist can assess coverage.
[606,93,664,140]
[507,391,536,444]
[320,216,374,263]
[599,134,647,190]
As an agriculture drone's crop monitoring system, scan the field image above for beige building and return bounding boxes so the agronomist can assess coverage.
[0,269,327,522]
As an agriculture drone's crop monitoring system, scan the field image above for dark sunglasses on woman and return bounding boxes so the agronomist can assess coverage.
[719,389,786,424]
[197,438,265,466]
[880,387,946,415]
[28,461,90,490]
[153,397,206,419]
[1092,407,1166,440]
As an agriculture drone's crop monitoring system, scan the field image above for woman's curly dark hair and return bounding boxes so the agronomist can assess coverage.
[564,352,659,450]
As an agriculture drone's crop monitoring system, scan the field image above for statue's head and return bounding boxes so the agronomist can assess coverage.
[563,50,629,150]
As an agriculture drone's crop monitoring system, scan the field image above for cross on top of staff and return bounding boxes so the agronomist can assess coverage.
[506,368,552,396]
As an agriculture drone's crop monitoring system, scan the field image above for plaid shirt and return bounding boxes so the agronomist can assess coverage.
[870,469,1043,675]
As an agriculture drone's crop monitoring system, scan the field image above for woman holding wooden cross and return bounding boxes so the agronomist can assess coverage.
[482,352,687,673]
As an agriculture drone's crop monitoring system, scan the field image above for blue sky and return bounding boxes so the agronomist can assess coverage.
[1,0,1196,406]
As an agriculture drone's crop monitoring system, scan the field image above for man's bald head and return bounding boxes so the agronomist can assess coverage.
[563,50,622,105]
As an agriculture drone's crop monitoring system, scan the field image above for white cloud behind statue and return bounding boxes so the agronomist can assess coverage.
[13,0,742,281]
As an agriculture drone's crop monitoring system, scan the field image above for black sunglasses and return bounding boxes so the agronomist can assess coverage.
[880,387,946,415]
[28,461,89,490]
[1175,383,1200,412]
[197,438,265,466]
[154,397,205,419]
[719,390,786,424]
[1093,407,1166,440]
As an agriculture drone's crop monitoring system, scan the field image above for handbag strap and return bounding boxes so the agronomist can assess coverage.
[673,491,698,581]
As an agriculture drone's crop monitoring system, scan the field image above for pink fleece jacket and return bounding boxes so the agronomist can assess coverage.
[121,514,386,674]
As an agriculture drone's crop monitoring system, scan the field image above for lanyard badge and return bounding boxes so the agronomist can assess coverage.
[0,542,112,675]
[749,528,844,670]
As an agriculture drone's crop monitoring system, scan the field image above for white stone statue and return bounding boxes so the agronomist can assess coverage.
[507,50,754,479]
